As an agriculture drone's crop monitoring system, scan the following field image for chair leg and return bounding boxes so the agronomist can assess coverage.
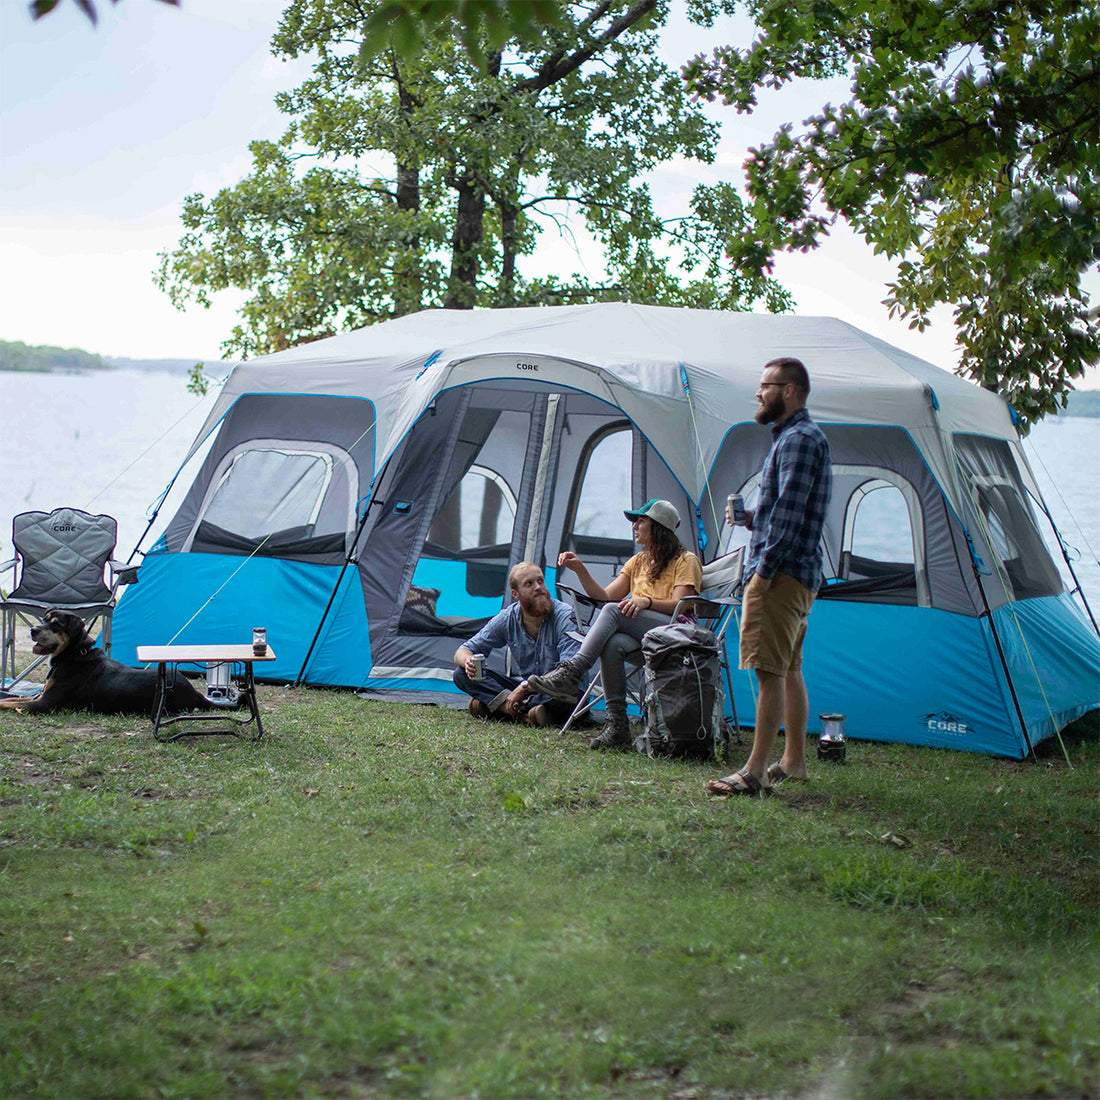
[1,608,12,687]
[1,609,48,694]
[561,673,603,734]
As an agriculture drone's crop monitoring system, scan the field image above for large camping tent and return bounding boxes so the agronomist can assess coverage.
[112,304,1099,758]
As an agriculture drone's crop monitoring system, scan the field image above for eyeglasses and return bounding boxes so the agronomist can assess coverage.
[758,381,788,389]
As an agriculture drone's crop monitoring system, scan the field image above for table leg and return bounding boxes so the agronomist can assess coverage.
[243,664,264,740]
[151,662,169,741]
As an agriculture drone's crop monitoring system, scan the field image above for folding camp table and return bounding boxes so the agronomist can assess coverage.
[136,644,276,742]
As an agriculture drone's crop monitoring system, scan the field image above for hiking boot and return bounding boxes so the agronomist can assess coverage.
[524,703,550,728]
[469,698,490,719]
[526,658,587,702]
[588,711,632,751]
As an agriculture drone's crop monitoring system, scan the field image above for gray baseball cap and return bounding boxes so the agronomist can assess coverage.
[623,498,680,532]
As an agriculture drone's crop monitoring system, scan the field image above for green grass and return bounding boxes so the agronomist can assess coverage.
[0,670,1097,1099]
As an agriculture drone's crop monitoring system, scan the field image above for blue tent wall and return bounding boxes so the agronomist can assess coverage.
[718,596,1098,758]
[990,593,1100,751]
[113,551,372,685]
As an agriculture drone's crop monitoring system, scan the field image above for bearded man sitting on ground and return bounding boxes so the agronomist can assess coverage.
[453,561,586,728]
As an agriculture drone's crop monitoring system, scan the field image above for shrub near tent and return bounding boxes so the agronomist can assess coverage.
[112,305,1100,758]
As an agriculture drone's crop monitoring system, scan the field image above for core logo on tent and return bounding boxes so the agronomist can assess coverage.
[922,711,971,737]
[52,524,78,532]
[515,361,540,371]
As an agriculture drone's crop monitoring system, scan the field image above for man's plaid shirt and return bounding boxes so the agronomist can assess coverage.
[746,408,832,592]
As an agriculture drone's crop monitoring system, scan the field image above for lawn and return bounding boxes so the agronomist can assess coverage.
[0,666,1096,1099]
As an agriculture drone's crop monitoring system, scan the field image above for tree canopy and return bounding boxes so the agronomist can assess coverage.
[157,0,789,358]
[686,0,1099,423]
[369,0,1099,424]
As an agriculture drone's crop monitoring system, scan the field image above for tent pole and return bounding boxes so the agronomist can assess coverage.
[969,558,1037,761]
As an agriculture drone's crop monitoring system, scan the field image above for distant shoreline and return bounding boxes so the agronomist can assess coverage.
[0,338,237,377]
[1,340,1097,417]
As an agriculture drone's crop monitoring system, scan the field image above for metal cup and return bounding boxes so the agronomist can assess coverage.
[252,627,267,656]
[470,653,485,680]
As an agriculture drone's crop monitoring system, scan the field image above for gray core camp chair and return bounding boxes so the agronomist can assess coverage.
[0,507,140,695]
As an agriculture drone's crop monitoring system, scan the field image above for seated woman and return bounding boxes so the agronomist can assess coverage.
[527,499,701,750]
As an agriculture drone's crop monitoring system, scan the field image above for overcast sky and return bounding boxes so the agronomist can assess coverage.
[2,0,1096,388]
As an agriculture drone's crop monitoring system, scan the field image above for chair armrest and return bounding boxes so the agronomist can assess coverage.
[555,582,618,614]
[554,581,608,608]
[109,559,142,586]
[672,594,740,621]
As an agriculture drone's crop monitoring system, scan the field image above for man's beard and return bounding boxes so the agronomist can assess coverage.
[755,394,784,425]
[522,593,553,617]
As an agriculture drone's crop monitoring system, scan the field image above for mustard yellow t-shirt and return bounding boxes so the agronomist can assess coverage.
[621,550,702,603]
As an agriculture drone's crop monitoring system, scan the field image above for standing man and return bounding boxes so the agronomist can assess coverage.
[454,561,584,727]
[706,357,832,796]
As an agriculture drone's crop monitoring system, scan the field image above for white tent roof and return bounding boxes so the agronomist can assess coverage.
[189,304,1018,504]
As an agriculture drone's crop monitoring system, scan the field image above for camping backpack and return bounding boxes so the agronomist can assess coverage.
[638,621,726,760]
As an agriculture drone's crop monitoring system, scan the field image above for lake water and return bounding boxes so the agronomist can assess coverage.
[1,368,1098,610]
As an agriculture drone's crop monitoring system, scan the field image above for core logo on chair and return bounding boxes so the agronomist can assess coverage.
[0,610,210,717]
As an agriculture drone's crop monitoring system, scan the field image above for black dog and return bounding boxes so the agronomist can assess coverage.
[0,610,212,717]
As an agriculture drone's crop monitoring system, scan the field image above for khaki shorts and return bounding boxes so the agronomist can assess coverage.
[739,572,815,675]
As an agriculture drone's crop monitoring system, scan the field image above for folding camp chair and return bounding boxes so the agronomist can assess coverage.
[554,600,646,735]
[0,507,139,696]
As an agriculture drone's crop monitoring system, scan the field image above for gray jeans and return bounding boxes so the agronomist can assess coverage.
[575,603,667,713]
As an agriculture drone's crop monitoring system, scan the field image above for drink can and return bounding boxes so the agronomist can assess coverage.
[470,653,485,680]
[727,493,746,525]
[252,627,267,655]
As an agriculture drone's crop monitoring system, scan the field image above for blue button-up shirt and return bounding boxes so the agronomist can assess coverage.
[746,408,832,592]
[462,599,581,678]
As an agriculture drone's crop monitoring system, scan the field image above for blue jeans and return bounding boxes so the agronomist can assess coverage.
[574,604,667,713]
[453,666,574,721]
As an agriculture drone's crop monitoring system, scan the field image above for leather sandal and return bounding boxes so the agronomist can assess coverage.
[705,768,771,798]
[766,763,808,785]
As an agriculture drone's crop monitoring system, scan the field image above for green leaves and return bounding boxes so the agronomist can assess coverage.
[360,1,568,69]
[30,0,179,23]
[160,0,790,358]
[682,0,1100,423]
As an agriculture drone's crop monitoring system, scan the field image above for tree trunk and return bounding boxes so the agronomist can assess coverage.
[392,161,423,317]
[445,175,485,310]
[497,200,519,306]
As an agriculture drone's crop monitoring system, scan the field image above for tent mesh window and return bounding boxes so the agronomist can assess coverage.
[190,447,350,558]
[954,434,1063,600]
[836,479,919,603]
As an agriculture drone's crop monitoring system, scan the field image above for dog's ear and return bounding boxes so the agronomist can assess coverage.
[46,610,87,641]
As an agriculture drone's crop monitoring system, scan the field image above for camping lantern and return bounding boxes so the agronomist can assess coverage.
[818,713,846,763]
